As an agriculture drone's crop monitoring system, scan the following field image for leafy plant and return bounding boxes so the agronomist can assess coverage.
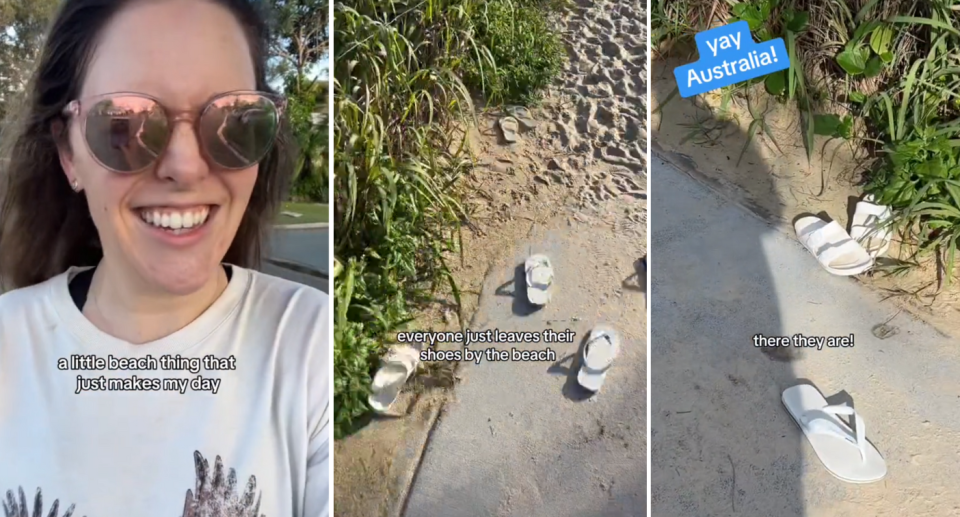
[835,21,895,77]
[727,0,823,161]
[856,5,960,283]
[731,0,779,38]
[866,133,960,285]
[813,114,853,139]
[286,78,329,202]
[466,0,565,104]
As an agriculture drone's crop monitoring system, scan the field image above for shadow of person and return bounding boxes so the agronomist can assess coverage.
[649,58,806,516]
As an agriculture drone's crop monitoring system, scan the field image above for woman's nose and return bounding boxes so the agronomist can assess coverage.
[155,121,210,184]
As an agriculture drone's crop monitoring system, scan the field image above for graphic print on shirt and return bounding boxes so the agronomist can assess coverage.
[3,487,79,517]
[2,451,265,517]
[181,451,265,517]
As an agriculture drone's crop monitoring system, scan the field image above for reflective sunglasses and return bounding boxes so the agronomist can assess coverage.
[61,90,285,173]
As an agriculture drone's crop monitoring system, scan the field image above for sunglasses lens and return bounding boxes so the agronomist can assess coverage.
[200,94,279,169]
[84,96,168,172]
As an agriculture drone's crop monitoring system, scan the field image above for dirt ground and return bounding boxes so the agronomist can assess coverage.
[333,0,647,515]
[651,57,960,339]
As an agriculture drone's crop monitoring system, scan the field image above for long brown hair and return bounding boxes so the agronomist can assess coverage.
[0,0,294,290]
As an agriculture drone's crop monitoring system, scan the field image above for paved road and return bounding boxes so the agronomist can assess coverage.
[404,219,646,517]
[263,227,328,293]
[650,157,960,516]
[268,227,329,273]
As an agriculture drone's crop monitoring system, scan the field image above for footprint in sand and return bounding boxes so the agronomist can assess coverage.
[506,0,648,213]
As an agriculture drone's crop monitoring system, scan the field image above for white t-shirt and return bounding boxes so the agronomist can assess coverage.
[0,265,330,517]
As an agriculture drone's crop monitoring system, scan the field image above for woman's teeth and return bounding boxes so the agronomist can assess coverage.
[139,207,210,234]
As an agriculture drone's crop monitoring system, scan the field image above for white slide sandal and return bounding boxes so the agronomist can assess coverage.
[850,194,893,258]
[525,254,554,305]
[369,345,420,413]
[782,385,887,483]
[794,216,873,276]
[577,326,620,392]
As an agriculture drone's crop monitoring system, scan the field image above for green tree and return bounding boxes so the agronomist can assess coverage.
[268,0,329,203]
[269,0,329,95]
[286,77,328,202]
[0,0,59,121]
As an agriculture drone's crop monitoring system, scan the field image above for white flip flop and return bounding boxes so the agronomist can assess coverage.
[782,385,887,483]
[794,216,873,276]
[577,326,620,392]
[849,194,893,258]
[525,254,553,305]
[368,345,420,413]
[506,105,537,130]
[499,116,520,143]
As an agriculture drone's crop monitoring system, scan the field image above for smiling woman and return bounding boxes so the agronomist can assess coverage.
[0,1,330,516]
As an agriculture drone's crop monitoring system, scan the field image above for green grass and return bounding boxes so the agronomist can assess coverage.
[278,202,329,225]
[333,0,564,439]
[465,0,566,104]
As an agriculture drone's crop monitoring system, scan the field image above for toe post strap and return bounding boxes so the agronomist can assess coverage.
[800,404,867,462]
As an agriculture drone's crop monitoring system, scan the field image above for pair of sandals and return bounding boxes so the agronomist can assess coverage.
[795,194,892,276]
[525,255,620,392]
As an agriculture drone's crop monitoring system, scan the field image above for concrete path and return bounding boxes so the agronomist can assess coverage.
[404,219,646,517]
[651,157,960,516]
[268,227,329,274]
[260,261,327,293]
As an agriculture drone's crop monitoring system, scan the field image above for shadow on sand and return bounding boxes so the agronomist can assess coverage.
[493,263,546,317]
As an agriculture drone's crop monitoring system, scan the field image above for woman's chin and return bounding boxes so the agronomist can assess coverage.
[138,257,223,296]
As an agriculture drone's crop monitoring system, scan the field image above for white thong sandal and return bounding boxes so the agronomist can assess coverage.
[525,254,554,305]
[369,345,420,413]
[577,326,620,392]
[795,216,873,276]
[499,116,520,143]
[782,384,887,483]
[850,194,893,258]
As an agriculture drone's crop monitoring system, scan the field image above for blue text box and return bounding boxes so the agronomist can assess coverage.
[674,21,789,98]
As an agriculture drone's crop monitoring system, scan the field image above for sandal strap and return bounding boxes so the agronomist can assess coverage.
[801,220,841,251]
[856,200,890,217]
[384,346,419,373]
[852,214,891,234]
[817,238,867,268]
[801,404,867,462]
[526,263,553,289]
[526,258,548,272]
[583,334,616,371]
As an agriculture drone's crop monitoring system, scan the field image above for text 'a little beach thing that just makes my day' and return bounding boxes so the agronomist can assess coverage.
[674,20,790,97]
[64,354,236,395]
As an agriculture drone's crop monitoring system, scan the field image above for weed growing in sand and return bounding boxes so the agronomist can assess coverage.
[652,0,696,53]
[855,6,960,286]
[466,0,564,104]
[333,0,563,438]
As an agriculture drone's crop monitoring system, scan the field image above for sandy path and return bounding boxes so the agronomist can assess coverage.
[550,0,647,179]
